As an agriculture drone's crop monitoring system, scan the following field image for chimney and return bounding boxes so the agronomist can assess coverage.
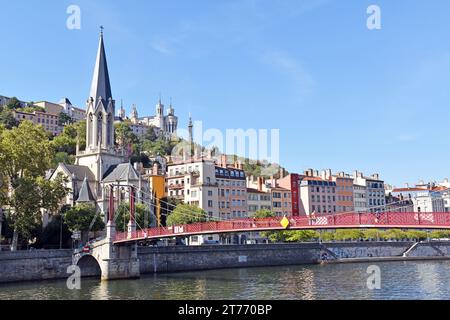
[279,167,285,179]
[320,170,326,180]
[405,183,409,188]
[326,169,332,179]
[258,176,263,192]
[372,173,379,180]
[220,154,227,168]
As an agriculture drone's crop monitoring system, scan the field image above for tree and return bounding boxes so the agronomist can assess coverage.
[160,196,182,226]
[115,122,138,150]
[363,229,385,241]
[63,204,105,233]
[115,202,156,232]
[7,177,42,244]
[253,209,275,218]
[37,173,70,216]
[51,121,85,155]
[58,112,73,126]
[0,110,19,129]
[0,121,55,249]
[0,121,54,180]
[334,229,364,241]
[166,204,209,225]
[284,230,320,242]
[52,152,74,167]
[144,126,158,141]
[5,97,22,110]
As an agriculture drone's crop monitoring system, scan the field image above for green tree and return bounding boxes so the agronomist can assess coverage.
[58,112,73,126]
[0,121,55,249]
[52,152,74,166]
[430,230,450,239]
[160,196,182,226]
[363,229,385,241]
[63,204,105,233]
[321,231,335,242]
[166,203,209,225]
[114,202,156,232]
[7,177,42,244]
[252,209,279,241]
[284,230,320,242]
[0,110,19,129]
[5,97,22,110]
[334,229,364,241]
[115,122,138,150]
[252,209,275,218]
[37,173,70,216]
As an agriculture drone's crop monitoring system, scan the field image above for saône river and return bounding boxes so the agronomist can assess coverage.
[0,260,449,300]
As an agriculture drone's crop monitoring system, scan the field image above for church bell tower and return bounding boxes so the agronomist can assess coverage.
[76,28,124,181]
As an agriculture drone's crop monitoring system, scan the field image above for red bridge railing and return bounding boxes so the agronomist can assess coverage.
[114,211,450,243]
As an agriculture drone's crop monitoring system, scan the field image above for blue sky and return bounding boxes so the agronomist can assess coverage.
[1,0,450,186]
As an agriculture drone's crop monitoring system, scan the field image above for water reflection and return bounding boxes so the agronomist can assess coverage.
[0,260,449,300]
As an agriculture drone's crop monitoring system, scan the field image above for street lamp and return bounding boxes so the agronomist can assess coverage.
[59,213,64,249]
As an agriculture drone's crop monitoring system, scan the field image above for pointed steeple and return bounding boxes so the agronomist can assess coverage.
[89,27,112,107]
[76,176,95,203]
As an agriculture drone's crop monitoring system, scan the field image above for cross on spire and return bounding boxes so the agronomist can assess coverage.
[100,25,104,35]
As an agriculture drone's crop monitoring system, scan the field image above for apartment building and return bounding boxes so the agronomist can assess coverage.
[167,158,219,219]
[13,110,62,136]
[247,188,272,216]
[35,99,85,123]
[353,184,367,213]
[299,176,337,215]
[269,187,292,217]
[353,171,385,213]
[216,165,247,219]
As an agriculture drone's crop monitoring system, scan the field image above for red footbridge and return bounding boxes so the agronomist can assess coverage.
[114,211,450,244]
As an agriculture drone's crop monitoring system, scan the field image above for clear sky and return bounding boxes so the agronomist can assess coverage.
[1,0,450,187]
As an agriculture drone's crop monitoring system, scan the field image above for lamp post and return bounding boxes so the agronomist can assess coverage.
[59,213,63,249]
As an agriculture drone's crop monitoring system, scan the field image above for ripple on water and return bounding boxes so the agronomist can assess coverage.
[0,260,449,300]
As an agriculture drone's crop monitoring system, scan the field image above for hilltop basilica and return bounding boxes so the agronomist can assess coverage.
[49,31,151,219]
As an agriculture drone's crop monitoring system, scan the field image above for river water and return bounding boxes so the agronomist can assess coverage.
[0,260,449,300]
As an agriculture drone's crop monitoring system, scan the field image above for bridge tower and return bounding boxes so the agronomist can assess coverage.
[74,185,140,281]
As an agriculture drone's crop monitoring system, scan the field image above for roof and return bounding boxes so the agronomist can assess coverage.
[76,176,95,203]
[102,163,140,183]
[61,163,95,182]
[58,97,72,105]
[392,187,429,192]
[246,188,267,194]
[89,32,112,107]
[271,187,290,192]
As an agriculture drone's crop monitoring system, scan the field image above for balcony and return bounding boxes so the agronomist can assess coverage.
[191,182,219,187]
[168,184,185,190]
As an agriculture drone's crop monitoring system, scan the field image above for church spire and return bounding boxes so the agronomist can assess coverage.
[89,27,112,107]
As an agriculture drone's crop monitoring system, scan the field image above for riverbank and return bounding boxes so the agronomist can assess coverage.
[0,241,449,284]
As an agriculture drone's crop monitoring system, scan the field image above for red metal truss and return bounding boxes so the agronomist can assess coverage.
[114,211,450,244]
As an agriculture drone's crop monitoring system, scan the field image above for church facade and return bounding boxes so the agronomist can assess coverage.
[50,31,150,221]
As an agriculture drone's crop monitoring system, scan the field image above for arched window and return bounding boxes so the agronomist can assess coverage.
[97,113,103,146]
[88,113,93,146]
[107,113,112,146]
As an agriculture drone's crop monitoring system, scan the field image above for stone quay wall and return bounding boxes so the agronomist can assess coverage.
[1,241,450,283]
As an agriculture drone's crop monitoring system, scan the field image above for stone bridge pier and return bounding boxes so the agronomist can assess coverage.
[73,186,140,281]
